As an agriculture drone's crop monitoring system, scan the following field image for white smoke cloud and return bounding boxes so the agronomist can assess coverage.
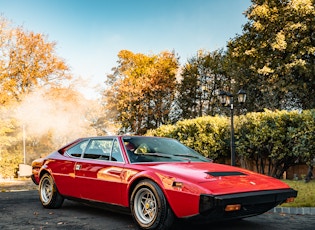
[14,88,97,143]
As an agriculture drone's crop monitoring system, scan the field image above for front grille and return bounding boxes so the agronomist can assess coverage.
[223,202,277,219]
[192,202,278,224]
[194,189,297,224]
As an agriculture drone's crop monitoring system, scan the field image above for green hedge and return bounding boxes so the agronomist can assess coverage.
[147,109,315,178]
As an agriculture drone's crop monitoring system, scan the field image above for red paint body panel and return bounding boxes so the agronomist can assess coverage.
[32,136,297,220]
[147,162,290,194]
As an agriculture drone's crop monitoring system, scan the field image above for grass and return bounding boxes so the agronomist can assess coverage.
[281,180,315,207]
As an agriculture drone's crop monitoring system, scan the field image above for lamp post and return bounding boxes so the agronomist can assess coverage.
[218,89,246,166]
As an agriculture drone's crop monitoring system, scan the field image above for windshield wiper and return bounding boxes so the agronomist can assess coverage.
[173,153,211,162]
[135,152,172,158]
[173,153,200,159]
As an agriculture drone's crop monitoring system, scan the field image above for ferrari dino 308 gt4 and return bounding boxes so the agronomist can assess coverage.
[32,136,297,230]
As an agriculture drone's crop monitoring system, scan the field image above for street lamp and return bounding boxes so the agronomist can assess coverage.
[218,89,246,166]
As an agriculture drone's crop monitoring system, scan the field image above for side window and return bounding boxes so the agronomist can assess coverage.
[83,139,113,160]
[82,139,124,162]
[111,139,124,162]
[66,140,89,158]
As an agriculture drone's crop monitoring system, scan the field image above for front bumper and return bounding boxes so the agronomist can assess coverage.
[31,167,41,185]
[191,188,297,223]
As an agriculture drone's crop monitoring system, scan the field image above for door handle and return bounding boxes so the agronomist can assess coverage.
[75,164,81,170]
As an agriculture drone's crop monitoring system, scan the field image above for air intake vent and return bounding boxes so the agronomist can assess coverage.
[206,171,247,177]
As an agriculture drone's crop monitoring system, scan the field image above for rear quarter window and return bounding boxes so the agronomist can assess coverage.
[66,140,89,158]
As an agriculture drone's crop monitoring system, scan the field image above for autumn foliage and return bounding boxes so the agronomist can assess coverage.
[0,16,98,178]
[103,50,179,134]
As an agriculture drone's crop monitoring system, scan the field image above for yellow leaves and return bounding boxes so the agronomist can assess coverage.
[249,3,279,22]
[116,50,178,94]
[104,50,179,134]
[285,58,306,69]
[244,47,257,56]
[289,22,306,31]
[272,31,287,51]
[0,16,71,105]
[308,47,315,55]
[250,4,271,18]
[253,21,264,31]
[117,49,134,60]
[290,0,315,15]
[257,66,274,75]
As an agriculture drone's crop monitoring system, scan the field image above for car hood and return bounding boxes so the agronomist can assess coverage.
[148,162,290,195]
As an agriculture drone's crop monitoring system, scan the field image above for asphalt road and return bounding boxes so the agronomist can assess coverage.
[0,190,314,230]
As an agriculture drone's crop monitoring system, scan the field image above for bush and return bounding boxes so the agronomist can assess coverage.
[148,116,230,161]
[147,109,315,178]
[0,151,23,179]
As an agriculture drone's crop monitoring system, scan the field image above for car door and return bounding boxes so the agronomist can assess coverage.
[74,138,125,205]
[51,139,89,198]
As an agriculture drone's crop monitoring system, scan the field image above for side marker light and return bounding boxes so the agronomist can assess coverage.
[286,197,295,203]
[225,204,241,212]
[172,182,183,188]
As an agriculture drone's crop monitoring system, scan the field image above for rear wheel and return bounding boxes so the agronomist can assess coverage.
[130,179,174,230]
[39,173,64,208]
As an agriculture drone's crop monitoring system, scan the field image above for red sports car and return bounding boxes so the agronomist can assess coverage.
[31,136,297,230]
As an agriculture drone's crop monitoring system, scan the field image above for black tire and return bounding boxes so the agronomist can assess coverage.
[130,179,175,230]
[39,173,64,208]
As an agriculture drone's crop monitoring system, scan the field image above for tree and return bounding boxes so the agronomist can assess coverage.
[0,16,70,105]
[177,49,245,119]
[227,0,315,111]
[0,15,74,178]
[103,50,179,134]
[0,16,103,178]
[177,50,225,119]
[0,108,22,178]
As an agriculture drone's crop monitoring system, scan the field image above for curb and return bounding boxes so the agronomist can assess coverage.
[272,207,315,215]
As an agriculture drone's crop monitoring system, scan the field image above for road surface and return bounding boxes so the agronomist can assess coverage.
[0,190,314,230]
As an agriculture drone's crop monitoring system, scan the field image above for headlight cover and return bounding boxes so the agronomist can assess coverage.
[199,194,215,214]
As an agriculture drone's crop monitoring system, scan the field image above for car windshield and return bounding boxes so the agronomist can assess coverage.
[123,136,210,163]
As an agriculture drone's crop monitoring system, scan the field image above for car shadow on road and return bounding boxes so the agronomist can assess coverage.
[1,191,313,230]
[61,199,263,230]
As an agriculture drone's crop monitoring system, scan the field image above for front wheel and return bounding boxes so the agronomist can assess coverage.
[39,173,64,208]
[130,180,174,230]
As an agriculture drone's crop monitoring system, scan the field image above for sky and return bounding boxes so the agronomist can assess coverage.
[0,0,252,98]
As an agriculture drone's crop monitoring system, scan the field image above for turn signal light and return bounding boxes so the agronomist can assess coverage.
[225,204,241,212]
[172,182,183,188]
[286,197,295,203]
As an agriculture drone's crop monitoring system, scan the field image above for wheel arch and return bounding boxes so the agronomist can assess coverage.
[129,176,177,229]
[39,169,62,193]
[128,176,149,202]
[127,173,178,218]
[127,172,206,219]
[38,171,64,209]
[39,169,51,179]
